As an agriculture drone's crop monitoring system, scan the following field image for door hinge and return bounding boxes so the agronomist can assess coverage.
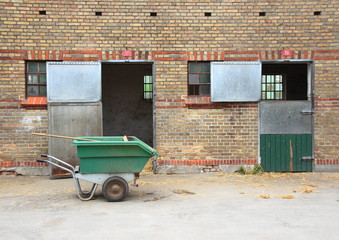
[300,110,314,115]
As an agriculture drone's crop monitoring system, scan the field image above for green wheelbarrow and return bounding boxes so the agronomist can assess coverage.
[37,136,158,202]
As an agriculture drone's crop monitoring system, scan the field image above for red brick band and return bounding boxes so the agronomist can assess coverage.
[158,159,339,166]
[1,160,338,168]
[0,161,48,168]
[2,98,339,109]
[155,98,339,109]
[0,99,21,103]
[316,159,339,165]
[1,50,338,61]
[158,159,257,166]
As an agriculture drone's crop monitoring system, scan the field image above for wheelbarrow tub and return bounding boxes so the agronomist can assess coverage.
[73,136,158,174]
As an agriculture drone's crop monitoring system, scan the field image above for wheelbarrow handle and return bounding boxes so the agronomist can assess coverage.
[36,159,75,176]
[36,159,47,163]
[41,154,75,172]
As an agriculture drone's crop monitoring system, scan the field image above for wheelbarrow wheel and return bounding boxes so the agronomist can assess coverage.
[103,177,129,202]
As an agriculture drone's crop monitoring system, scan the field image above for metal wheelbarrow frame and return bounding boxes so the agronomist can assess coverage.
[37,154,139,202]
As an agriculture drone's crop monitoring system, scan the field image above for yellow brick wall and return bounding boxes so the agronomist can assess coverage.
[0,0,338,168]
[1,1,337,51]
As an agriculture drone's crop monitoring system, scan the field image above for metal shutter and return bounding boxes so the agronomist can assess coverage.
[211,61,261,102]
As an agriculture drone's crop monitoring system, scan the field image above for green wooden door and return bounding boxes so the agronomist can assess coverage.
[260,134,313,172]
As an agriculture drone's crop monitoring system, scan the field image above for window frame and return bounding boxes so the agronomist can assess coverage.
[261,74,287,100]
[25,61,47,97]
[143,75,153,100]
[187,61,211,96]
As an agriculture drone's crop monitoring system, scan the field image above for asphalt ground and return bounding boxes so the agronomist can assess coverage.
[0,172,338,240]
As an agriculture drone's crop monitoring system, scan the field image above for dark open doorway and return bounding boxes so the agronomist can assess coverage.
[102,62,154,146]
[261,63,308,100]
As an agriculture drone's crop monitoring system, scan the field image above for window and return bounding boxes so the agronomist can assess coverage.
[26,61,47,96]
[261,74,284,100]
[144,75,153,100]
[188,62,210,96]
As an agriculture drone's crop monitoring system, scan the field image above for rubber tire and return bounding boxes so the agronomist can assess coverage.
[102,177,129,202]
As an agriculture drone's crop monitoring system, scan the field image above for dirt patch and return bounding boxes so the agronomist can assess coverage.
[172,189,195,195]
[143,196,167,202]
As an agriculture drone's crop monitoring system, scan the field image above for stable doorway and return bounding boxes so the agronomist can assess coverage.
[101,62,154,146]
[259,61,314,172]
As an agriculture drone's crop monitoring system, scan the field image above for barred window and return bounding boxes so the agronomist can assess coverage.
[261,74,285,100]
[144,75,153,100]
[26,61,47,96]
[188,62,210,96]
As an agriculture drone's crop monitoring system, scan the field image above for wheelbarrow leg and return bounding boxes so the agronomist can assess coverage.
[37,157,98,201]
[74,178,98,200]
[77,179,98,195]
[74,179,98,201]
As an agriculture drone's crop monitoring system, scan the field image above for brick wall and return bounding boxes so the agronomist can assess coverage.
[156,106,258,165]
[314,58,339,165]
[0,108,48,166]
[1,1,337,51]
[0,0,338,171]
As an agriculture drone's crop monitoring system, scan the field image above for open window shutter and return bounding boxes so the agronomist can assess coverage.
[211,62,262,102]
[47,62,101,103]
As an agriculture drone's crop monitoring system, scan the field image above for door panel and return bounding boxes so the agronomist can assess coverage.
[260,134,313,172]
[47,62,102,177]
[48,103,102,176]
[259,101,313,172]
[47,62,101,102]
[260,101,312,134]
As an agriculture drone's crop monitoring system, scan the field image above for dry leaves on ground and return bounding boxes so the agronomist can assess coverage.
[255,194,270,199]
[279,195,295,199]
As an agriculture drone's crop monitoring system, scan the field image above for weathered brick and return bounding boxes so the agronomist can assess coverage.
[0,0,338,171]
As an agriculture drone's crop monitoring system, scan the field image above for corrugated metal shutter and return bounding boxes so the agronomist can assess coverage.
[210,61,261,102]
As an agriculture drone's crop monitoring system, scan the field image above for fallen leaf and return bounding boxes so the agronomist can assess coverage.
[302,187,314,193]
[279,195,295,199]
[255,194,270,199]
